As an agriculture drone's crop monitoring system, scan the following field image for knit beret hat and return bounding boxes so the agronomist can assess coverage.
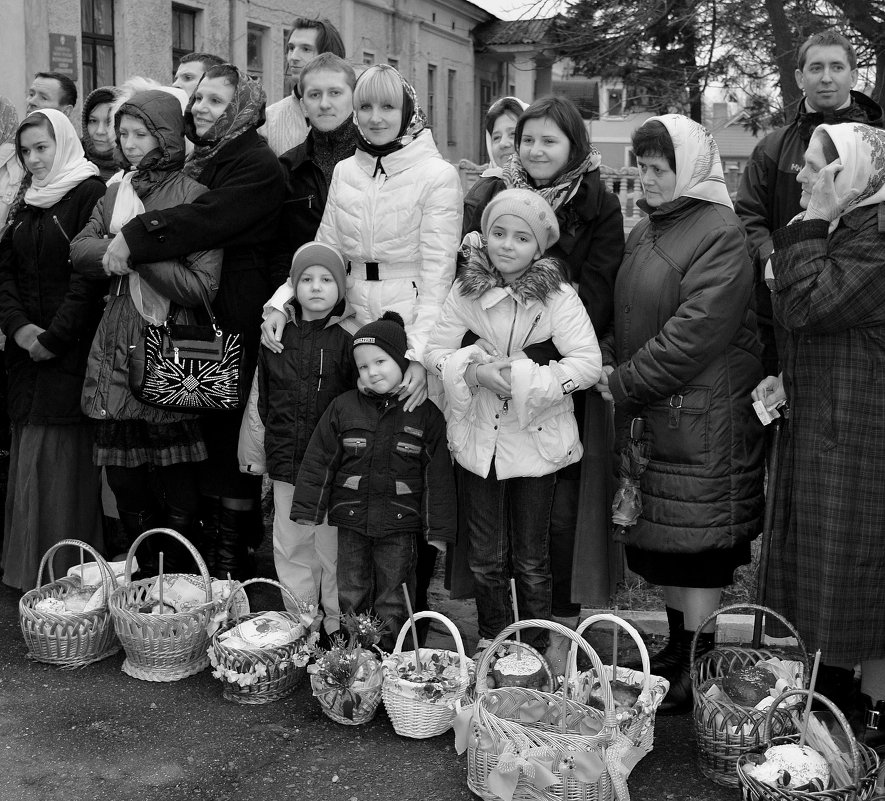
[481,188,560,253]
[352,311,410,374]
[289,241,347,304]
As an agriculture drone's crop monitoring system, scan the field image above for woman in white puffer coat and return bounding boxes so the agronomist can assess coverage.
[261,64,463,410]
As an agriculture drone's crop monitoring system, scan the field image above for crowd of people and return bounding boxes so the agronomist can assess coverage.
[0,18,883,746]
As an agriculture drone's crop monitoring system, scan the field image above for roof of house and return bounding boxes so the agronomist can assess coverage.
[473,17,560,47]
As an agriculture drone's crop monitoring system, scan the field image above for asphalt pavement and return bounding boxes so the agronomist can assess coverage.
[0,539,741,801]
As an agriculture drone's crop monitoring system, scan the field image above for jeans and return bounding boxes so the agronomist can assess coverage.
[337,527,417,652]
[458,462,554,648]
[550,475,581,618]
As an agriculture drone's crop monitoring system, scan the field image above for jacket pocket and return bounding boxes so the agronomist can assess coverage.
[328,472,365,526]
[342,436,367,456]
[389,477,421,528]
[646,385,710,466]
[531,413,580,466]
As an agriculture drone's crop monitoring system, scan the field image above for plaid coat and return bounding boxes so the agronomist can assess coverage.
[767,205,885,661]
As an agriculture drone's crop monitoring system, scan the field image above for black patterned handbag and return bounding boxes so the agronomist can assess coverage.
[129,288,247,412]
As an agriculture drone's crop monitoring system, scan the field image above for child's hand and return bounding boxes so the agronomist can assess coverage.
[476,361,512,395]
[398,361,428,412]
[260,309,288,354]
[474,338,500,357]
[594,365,614,402]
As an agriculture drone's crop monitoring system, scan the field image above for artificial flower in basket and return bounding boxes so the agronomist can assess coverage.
[382,648,476,704]
[308,612,386,725]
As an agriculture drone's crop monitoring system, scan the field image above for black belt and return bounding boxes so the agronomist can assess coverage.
[348,261,380,281]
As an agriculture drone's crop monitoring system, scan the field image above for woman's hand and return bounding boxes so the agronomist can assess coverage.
[805,161,862,222]
[398,361,428,412]
[594,364,615,403]
[751,373,786,409]
[102,233,133,276]
[473,338,499,357]
[13,323,42,352]
[260,309,288,354]
[476,361,512,396]
[28,338,56,362]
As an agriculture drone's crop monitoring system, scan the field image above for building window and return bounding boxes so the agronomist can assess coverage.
[446,69,456,146]
[81,0,115,94]
[362,51,374,66]
[607,88,624,117]
[427,65,436,128]
[172,5,196,72]
[247,23,266,85]
[388,57,398,69]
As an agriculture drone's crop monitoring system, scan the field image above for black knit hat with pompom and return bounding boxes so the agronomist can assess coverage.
[352,311,410,373]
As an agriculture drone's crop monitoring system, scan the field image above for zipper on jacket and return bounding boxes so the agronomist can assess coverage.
[522,312,542,348]
[294,194,315,209]
[318,348,324,390]
[52,215,72,244]
[505,298,518,356]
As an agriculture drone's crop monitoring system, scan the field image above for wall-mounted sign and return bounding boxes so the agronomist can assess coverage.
[49,34,78,80]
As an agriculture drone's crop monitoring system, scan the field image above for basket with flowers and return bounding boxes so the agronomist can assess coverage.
[309,611,386,725]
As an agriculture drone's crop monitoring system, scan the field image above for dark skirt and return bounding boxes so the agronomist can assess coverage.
[94,419,207,468]
[625,541,751,588]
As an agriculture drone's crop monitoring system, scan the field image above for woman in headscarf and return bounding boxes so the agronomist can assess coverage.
[70,90,222,568]
[101,64,285,580]
[0,97,24,237]
[0,109,106,591]
[596,114,764,713]
[81,86,122,181]
[260,63,463,638]
[752,123,885,744]
[460,95,624,668]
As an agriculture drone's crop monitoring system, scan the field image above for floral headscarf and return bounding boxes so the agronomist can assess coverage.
[808,123,885,224]
[184,66,266,180]
[646,114,732,209]
[0,96,19,173]
[354,65,427,159]
[502,148,602,213]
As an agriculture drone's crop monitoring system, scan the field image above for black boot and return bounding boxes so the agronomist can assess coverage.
[623,606,685,674]
[849,693,885,752]
[117,509,160,578]
[214,505,253,581]
[196,495,220,576]
[658,630,715,716]
[164,508,200,575]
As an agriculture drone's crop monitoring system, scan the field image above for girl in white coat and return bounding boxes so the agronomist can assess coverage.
[261,64,463,410]
[424,189,601,650]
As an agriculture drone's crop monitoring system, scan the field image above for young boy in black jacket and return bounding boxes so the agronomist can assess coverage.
[254,241,355,640]
[291,311,456,651]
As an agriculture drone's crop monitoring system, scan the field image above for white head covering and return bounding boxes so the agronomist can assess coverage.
[481,96,529,179]
[812,123,885,223]
[22,109,99,208]
[647,114,733,210]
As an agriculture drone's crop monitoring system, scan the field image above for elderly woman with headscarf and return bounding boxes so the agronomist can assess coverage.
[101,64,285,580]
[596,114,765,713]
[0,109,106,590]
[0,97,24,238]
[753,122,885,745]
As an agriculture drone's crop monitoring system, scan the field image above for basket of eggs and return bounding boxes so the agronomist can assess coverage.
[567,613,670,761]
[19,540,121,668]
[737,689,880,801]
[461,619,632,801]
[692,604,810,787]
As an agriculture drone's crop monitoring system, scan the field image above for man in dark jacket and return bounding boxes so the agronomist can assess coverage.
[291,312,456,651]
[735,30,884,374]
[268,53,358,287]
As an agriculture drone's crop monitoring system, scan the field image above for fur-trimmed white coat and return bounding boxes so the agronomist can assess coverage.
[424,233,602,479]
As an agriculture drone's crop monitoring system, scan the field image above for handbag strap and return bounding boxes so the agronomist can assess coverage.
[164,284,221,336]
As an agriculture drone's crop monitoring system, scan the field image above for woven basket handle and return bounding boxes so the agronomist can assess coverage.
[690,603,809,678]
[392,610,469,683]
[569,613,652,697]
[221,577,304,621]
[123,527,212,602]
[475,619,618,725]
[761,689,862,788]
[35,539,118,597]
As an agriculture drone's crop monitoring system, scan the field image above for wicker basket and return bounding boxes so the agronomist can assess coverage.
[692,603,810,787]
[464,618,633,801]
[209,578,315,704]
[109,527,218,682]
[567,612,670,760]
[737,690,880,800]
[310,652,384,725]
[381,610,475,739]
[19,540,121,668]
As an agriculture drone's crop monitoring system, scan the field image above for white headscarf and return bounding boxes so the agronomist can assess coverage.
[648,114,733,210]
[23,109,99,208]
[481,97,529,179]
[811,123,885,225]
